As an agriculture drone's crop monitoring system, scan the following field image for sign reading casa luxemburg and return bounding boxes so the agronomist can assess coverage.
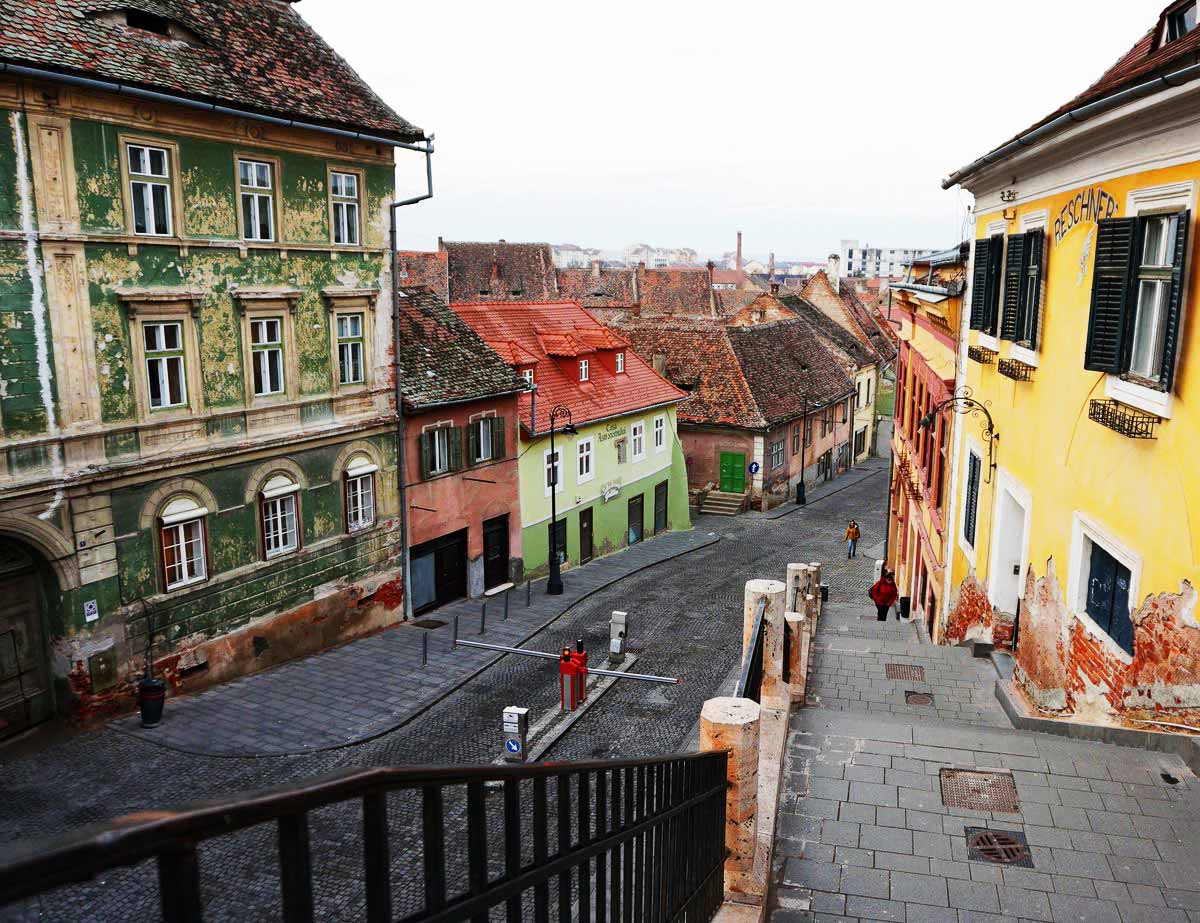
[1053,186,1118,246]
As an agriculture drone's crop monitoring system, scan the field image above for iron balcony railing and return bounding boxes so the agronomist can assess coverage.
[735,597,767,703]
[0,753,729,923]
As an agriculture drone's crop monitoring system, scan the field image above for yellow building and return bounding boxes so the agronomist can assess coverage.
[940,1,1200,725]
[885,245,968,641]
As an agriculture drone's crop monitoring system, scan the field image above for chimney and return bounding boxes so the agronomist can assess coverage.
[590,259,602,279]
[827,253,841,294]
[653,353,666,375]
[768,251,775,281]
[736,231,743,278]
[706,259,715,288]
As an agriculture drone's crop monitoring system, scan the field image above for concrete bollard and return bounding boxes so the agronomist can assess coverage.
[808,562,823,620]
[786,563,811,614]
[784,611,806,703]
[701,696,761,884]
[743,579,787,702]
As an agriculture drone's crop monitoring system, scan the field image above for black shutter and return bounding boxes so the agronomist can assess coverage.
[999,233,1027,342]
[984,234,1005,335]
[1158,209,1190,391]
[467,421,479,465]
[448,427,463,471]
[963,453,980,547]
[418,432,432,480]
[1019,229,1045,349]
[1084,217,1138,373]
[491,417,506,459]
[969,238,991,330]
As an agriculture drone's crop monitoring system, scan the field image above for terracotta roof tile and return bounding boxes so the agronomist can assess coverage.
[451,301,686,433]
[0,0,421,140]
[555,267,637,309]
[395,287,527,409]
[443,241,558,304]
[638,267,713,315]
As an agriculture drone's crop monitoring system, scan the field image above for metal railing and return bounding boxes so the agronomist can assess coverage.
[735,597,767,703]
[0,752,729,923]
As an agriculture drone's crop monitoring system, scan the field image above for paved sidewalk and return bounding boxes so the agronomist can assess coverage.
[115,527,719,757]
[769,558,1200,922]
[761,457,890,521]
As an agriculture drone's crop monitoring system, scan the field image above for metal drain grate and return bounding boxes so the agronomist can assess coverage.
[940,769,1020,813]
[965,828,1033,867]
[905,692,934,706]
[885,663,925,682]
[411,619,447,629]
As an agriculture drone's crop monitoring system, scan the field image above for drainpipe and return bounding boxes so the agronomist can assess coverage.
[390,138,435,622]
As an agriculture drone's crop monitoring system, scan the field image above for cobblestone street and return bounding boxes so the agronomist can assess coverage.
[0,460,889,921]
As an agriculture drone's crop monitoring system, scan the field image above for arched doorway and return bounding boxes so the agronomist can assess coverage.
[0,539,55,741]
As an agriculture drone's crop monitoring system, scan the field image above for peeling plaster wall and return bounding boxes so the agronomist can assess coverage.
[944,572,994,645]
[1011,562,1071,712]
[1124,581,1200,715]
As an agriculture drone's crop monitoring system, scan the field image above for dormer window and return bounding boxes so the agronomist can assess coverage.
[1167,1,1197,41]
[522,368,534,386]
[579,359,589,382]
[89,8,203,45]
[615,351,626,373]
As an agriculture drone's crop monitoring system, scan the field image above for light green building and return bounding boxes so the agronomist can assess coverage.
[451,301,691,577]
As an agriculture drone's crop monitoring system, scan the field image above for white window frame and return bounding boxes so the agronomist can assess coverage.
[127,142,173,237]
[1066,511,1141,665]
[345,470,376,533]
[544,447,564,496]
[630,420,646,462]
[336,312,365,385]
[523,368,534,386]
[652,414,666,453]
[615,351,625,373]
[429,427,452,476]
[475,417,494,463]
[238,158,275,242]
[330,169,361,246]
[143,320,188,410]
[160,501,208,591]
[769,439,785,469]
[577,437,594,483]
[579,359,590,382]
[261,479,300,559]
[250,316,286,397]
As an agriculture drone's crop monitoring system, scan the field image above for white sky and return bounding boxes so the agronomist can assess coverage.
[301,0,1156,261]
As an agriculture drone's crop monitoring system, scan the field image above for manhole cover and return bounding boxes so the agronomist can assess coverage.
[885,663,925,682]
[965,828,1033,867]
[411,619,447,629]
[906,692,934,706]
[940,769,1020,813]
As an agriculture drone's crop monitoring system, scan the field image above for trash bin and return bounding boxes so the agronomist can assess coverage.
[899,596,911,621]
[137,678,166,728]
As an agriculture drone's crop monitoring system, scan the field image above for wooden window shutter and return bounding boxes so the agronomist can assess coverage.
[969,238,991,330]
[999,232,1027,342]
[984,234,1005,335]
[448,427,463,471]
[964,453,980,546]
[1084,217,1138,374]
[491,416,506,459]
[1018,229,1045,349]
[418,432,432,480]
[467,420,480,465]
[1158,209,1190,391]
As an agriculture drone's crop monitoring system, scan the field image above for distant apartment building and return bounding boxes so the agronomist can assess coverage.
[840,239,936,278]
[551,243,606,268]
[624,243,699,268]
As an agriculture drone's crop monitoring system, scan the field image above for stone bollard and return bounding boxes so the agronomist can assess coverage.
[701,696,761,889]
[743,579,787,703]
[784,611,806,703]
[809,562,823,620]
[786,563,811,615]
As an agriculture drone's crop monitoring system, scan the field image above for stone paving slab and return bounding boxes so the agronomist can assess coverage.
[114,528,720,757]
[761,457,891,521]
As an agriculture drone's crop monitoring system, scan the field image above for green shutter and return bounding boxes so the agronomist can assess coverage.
[449,427,463,471]
[1084,217,1139,374]
[418,432,432,480]
[467,421,479,465]
[1158,209,1190,391]
[492,416,506,459]
[963,453,980,546]
[984,234,1005,335]
[999,233,1027,342]
[968,238,991,330]
[1018,229,1045,349]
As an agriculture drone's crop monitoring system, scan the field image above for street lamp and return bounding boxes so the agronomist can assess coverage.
[917,387,999,482]
[547,404,577,595]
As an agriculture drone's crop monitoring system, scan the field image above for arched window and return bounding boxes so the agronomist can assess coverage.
[159,496,208,591]
[260,474,300,558]
[344,455,377,532]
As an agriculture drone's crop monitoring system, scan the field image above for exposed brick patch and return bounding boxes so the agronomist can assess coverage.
[1013,560,1071,712]
[1124,581,1200,716]
[944,573,994,645]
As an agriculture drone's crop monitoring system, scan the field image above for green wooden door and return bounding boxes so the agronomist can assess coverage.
[719,452,746,493]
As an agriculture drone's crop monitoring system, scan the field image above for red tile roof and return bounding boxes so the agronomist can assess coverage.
[397,251,449,304]
[451,301,687,434]
[555,267,638,309]
[0,0,421,141]
[442,241,558,304]
[639,267,713,315]
[710,269,745,286]
[802,271,897,364]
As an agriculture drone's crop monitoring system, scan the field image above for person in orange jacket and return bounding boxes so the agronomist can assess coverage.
[869,568,899,621]
[844,520,861,558]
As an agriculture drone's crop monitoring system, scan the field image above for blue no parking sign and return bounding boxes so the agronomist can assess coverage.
[748,462,761,474]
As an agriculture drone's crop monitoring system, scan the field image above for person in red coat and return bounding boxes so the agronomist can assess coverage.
[869,569,899,621]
